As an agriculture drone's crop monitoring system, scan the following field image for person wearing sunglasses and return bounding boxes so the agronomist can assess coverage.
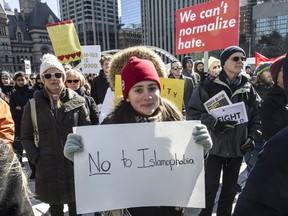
[65,69,99,125]
[187,46,262,216]
[21,53,91,216]
[168,60,195,118]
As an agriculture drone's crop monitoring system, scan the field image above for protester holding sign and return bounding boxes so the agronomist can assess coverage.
[187,46,262,216]
[21,53,91,216]
[64,55,213,216]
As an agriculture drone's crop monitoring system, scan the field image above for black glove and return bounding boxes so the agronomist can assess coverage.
[240,137,255,153]
[214,120,237,134]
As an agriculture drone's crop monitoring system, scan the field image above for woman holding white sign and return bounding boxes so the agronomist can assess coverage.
[64,51,213,216]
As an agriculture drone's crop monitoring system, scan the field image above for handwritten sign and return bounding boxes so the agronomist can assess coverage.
[115,75,184,111]
[46,20,82,63]
[210,101,248,125]
[73,121,204,214]
[176,0,239,54]
[81,45,101,74]
[24,60,31,74]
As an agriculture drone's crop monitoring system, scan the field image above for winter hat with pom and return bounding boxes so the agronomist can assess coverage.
[40,53,65,81]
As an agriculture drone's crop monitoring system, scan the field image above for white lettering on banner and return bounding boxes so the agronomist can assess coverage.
[73,121,205,214]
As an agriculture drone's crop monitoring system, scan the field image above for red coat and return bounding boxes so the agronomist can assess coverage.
[0,98,14,146]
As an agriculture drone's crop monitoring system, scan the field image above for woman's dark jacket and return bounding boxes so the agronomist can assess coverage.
[91,69,109,105]
[187,71,262,158]
[21,88,91,205]
[9,84,34,137]
[260,84,288,140]
[76,87,100,125]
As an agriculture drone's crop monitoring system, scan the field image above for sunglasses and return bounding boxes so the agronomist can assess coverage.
[43,73,63,79]
[66,80,80,83]
[30,77,36,80]
[213,65,221,69]
[230,56,246,62]
[171,66,183,70]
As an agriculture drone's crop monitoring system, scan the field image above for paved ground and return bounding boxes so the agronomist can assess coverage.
[23,155,247,216]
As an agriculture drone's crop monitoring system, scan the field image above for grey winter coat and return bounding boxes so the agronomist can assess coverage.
[187,71,262,158]
[21,88,91,205]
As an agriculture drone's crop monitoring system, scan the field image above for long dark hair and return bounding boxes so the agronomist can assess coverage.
[103,97,183,124]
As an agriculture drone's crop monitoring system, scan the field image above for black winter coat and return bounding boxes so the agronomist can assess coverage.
[233,126,288,216]
[21,88,91,205]
[261,84,288,140]
[91,70,109,105]
[187,71,262,157]
[9,84,34,137]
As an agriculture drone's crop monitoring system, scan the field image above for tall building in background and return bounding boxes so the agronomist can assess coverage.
[59,0,119,51]
[141,0,209,61]
[121,0,141,27]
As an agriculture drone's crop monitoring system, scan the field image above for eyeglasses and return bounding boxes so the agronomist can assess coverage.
[213,65,221,69]
[66,80,80,83]
[171,66,183,70]
[42,73,63,79]
[230,56,246,62]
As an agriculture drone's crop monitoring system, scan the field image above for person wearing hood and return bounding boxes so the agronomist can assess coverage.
[65,69,100,125]
[181,56,200,87]
[21,53,91,216]
[0,71,14,102]
[233,53,288,216]
[63,53,213,216]
[99,46,169,123]
[187,46,262,216]
[9,71,34,165]
[208,57,221,78]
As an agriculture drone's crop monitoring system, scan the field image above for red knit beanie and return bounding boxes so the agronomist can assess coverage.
[270,56,285,83]
[121,56,161,100]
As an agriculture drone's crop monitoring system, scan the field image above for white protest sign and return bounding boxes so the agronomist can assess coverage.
[81,45,101,74]
[24,60,31,74]
[210,101,248,124]
[73,121,204,214]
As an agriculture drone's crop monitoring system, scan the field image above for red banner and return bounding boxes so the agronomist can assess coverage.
[175,0,239,55]
[255,52,286,67]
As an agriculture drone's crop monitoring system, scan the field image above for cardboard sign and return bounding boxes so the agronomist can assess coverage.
[210,101,248,125]
[73,121,204,214]
[176,0,239,54]
[81,45,102,74]
[46,20,82,63]
[115,75,184,111]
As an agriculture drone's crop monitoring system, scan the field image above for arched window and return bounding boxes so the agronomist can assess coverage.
[17,32,22,42]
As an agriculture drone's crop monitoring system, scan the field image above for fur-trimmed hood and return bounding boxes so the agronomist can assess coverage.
[108,46,167,90]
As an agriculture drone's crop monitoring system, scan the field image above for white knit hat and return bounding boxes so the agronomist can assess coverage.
[40,53,66,81]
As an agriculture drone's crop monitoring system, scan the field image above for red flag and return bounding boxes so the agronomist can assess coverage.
[255,52,286,67]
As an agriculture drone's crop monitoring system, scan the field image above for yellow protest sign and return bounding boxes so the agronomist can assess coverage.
[115,75,184,111]
[46,20,82,63]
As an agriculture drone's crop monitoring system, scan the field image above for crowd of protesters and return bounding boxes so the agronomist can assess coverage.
[0,44,288,216]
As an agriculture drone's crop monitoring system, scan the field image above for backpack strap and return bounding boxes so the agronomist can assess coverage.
[30,98,39,148]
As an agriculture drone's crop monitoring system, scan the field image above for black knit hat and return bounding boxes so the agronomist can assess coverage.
[220,46,246,67]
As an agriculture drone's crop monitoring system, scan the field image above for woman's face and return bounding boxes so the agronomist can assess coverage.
[15,76,27,87]
[66,75,80,91]
[127,80,160,116]
[1,76,12,85]
[42,68,65,94]
[209,61,221,77]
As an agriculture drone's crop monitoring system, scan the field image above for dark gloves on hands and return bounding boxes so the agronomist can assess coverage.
[214,120,238,134]
[240,137,255,153]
